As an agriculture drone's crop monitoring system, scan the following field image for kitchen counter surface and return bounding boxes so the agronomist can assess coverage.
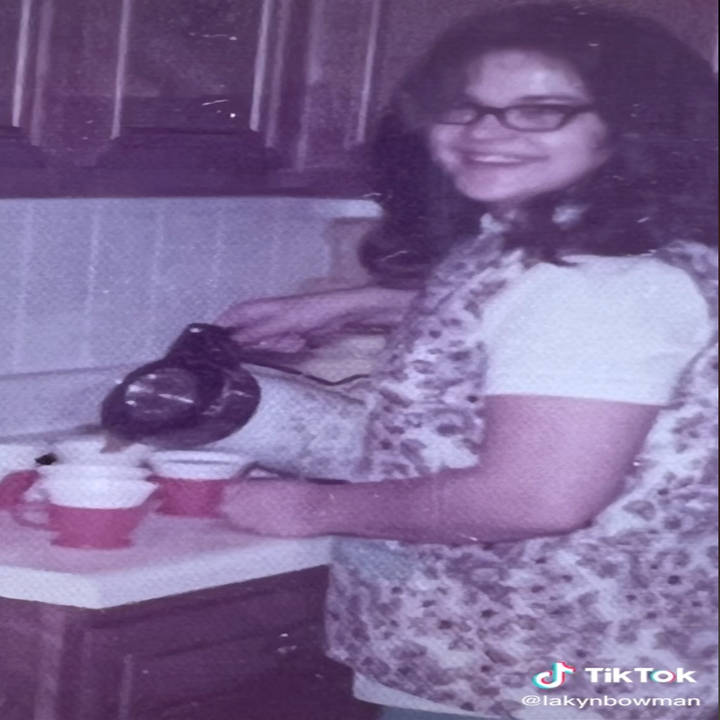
[0,511,332,610]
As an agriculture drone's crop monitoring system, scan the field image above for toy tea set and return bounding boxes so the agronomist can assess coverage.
[0,437,252,550]
[0,324,366,550]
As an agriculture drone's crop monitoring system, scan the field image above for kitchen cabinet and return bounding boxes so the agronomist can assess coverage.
[0,567,377,720]
[0,0,716,198]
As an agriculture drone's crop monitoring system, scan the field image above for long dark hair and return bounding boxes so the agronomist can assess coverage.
[361,2,719,285]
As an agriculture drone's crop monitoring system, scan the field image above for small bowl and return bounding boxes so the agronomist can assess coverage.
[150,451,252,481]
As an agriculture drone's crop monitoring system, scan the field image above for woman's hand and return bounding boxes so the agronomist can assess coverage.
[216,286,416,352]
[221,479,328,538]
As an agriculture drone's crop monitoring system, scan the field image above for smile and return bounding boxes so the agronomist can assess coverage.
[461,153,541,166]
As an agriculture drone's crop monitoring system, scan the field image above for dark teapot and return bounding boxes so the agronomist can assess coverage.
[101,324,262,448]
[101,324,367,450]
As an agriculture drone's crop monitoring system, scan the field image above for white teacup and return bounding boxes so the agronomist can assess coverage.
[53,437,150,467]
[28,465,151,503]
[44,477,156,509]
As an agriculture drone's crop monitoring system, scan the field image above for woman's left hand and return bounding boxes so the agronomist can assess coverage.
[220,479,326,538]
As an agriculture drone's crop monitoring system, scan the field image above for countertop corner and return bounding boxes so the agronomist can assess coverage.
[0,512,332,609]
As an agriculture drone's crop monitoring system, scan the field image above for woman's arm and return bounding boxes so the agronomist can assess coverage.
[222,395,659,543]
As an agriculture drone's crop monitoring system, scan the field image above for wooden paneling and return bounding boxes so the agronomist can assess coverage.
[32,0,126,164]
[284,0,387,172]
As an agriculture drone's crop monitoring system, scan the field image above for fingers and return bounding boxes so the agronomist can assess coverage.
[215,300,274,330]
[215,291,349,349]
[232,333,308,353]
[216,302,286,346]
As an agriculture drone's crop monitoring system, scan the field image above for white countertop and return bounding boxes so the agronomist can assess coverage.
[0,511,332,610]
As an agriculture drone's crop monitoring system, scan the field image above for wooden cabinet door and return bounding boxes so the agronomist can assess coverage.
[53,568,372,720]
[273,0,385,182]
[128,622,375,720]
[120,0,263,135]
[30,0,267,164]
[0,0,49,195]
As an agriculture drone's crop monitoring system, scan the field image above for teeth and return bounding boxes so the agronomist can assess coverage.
[467,155,525,163]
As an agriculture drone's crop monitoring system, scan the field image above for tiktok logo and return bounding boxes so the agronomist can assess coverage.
[533,662,577,689]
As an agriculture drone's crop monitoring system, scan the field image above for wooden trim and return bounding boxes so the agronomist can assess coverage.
[295,0,326,172]
[110,0,134,139]
[352,0,385,147]
[12,0,35,127]
[264,0,294,148]
[250,0,276,132]
[28,0,54,146]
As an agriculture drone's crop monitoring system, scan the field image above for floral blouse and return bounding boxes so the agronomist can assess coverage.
[325,220,718,720]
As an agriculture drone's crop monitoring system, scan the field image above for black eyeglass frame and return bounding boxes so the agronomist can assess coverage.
[433,102,598,132]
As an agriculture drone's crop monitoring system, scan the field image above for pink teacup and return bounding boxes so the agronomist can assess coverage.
[149,451,252,519]
[12,477,156,549]
[0,470,41,508]
[0,441,48,509]
[151,476,230,518]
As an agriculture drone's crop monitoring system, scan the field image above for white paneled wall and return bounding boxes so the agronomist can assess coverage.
[0,196,380,437]
[0,196,380,375]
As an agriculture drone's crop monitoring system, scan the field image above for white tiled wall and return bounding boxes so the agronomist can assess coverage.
[0,196,380,436]
[0,196,380,374]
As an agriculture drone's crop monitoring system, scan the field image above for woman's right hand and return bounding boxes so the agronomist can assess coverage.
[216,286,416,353]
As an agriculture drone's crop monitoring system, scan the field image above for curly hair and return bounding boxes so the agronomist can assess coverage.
[361,2,719,285]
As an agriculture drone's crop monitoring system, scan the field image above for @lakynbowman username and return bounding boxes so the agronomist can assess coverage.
[522,696,703,709]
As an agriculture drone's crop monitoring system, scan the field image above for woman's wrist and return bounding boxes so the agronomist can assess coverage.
[302,482,350,536]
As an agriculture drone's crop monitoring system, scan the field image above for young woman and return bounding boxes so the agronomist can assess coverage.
[218,4,718,718]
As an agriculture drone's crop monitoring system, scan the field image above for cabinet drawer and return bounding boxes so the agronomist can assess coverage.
[58,570,331,720]
[129,624,320,714]
[88,582,323,654]
[77,568,328,653]
[130,625,374,720]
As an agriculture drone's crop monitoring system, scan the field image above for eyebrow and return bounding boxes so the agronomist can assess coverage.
[460,93,590,104]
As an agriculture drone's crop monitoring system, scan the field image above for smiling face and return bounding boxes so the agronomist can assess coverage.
[427,49,612,211]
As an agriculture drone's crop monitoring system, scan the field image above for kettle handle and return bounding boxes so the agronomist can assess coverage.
[235,352,370,387]
[172,324,370,387]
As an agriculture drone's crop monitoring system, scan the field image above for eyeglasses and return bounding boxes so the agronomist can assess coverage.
[434,102,597,132]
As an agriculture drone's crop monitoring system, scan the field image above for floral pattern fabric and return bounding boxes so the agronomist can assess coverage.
[325,223,719,720]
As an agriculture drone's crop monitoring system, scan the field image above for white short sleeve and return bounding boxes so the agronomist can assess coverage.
[483,256,712,405]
